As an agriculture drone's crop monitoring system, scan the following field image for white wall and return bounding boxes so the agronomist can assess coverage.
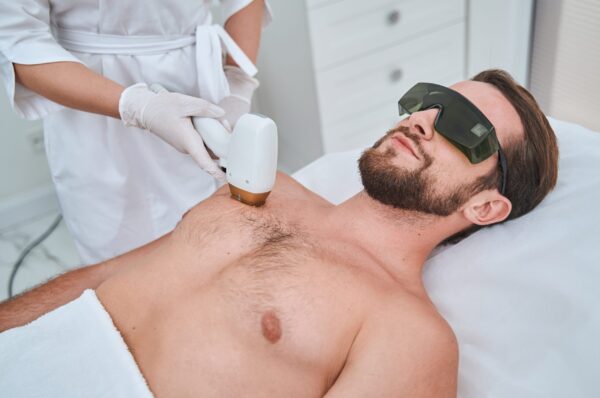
[529,0,600,132]
[467,0,534,87]
[0,82,58,228]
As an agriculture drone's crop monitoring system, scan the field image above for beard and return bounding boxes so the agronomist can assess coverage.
[358,127,478,217]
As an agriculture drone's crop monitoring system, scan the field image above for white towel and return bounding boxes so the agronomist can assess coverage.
[0,289,153,397]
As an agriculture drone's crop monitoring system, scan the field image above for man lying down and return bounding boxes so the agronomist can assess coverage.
[0,70,558,397]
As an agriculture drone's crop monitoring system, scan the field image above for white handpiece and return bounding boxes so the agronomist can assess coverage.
[193,114,278,206]
[192,117,231,167]
[227,114,278,195]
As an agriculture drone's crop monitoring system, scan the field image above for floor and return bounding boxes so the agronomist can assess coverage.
[0,212,80,301]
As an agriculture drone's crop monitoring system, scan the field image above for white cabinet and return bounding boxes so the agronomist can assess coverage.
[307,0,465,70]
[256,0,531,172]
[317,22,465,152]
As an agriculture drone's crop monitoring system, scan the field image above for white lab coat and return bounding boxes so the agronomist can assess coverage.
[0,0,271,264]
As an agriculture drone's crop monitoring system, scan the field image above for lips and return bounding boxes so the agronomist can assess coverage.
[391,134,419,160]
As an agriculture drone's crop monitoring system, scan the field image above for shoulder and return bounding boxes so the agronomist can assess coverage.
[371,291,458,359]
[359,292,458,394]
[326,291,458,397]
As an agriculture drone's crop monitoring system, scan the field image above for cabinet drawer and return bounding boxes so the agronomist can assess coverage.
[322,63,461,153]
[308,0,465,70]
[322,102,398,153]
[315,22,465,128]
[321,77,465,152]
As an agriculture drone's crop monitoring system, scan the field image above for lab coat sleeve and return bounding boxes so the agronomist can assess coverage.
[219,0,273,27]
[0,0,83,120]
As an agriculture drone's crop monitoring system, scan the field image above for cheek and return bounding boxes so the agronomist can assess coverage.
[427,148,473,190]
[428,164,459,193]
[431,153,496,193]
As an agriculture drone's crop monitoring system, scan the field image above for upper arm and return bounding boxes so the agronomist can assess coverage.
[222,0,266,64]
[325,299,459,398]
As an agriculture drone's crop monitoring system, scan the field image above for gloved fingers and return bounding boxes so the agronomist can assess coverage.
[184,128,226,181]
[190,146,226,181]
[192,150,226,182]
[218,95,250,128]
[120,83,228,164]
[212,168,227,184]
[173,93,225,118]
[218,117,232,133]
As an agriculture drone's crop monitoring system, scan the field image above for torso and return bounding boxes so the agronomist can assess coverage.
[96,173,431,397]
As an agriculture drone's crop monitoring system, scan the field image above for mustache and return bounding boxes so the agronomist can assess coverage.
[385,125,410,136]
[376,126,423,153]
[386,126,421,143]
[370,125,432,170]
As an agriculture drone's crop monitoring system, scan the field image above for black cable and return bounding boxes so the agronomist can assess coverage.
[8,214,63,298]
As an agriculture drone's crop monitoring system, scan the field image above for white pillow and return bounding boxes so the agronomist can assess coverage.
[292,117,600,397]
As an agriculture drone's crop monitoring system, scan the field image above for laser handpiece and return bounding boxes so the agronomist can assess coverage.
[193,114,278,206]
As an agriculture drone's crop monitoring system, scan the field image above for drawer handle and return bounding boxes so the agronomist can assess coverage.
[389,68,403,83]
[386,10,401,26]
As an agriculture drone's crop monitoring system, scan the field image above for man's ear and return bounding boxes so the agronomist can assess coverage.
[461,190,512,226]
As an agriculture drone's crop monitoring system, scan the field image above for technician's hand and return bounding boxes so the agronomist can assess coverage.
[119,83,226,181]
[218,66,260,127]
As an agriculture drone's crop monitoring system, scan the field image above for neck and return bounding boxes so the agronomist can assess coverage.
[325,191,454,289]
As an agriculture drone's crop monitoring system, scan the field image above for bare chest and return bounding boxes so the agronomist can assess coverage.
[154,214,376,395]
[213,234,365,350]
[102,199,386,397]
[194,217,369,361]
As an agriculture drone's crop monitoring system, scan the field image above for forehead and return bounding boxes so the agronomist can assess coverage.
[449,80,523,145]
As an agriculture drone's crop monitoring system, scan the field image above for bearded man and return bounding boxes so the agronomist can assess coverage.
[0,70,558,397]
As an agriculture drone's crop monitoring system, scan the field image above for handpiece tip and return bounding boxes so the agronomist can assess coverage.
[229,184,270,207]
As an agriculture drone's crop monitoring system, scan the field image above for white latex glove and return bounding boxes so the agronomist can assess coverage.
[119,83,226,181]
[218,65,260,127]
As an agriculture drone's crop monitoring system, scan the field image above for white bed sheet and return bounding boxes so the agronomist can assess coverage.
[292,117,600,397]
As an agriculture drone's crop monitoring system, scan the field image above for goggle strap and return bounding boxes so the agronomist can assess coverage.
[498,146,508,196]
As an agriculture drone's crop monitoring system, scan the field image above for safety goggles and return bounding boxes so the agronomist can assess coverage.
[398,82,508,195]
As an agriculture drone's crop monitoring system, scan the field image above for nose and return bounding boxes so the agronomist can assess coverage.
[407,108,438,141]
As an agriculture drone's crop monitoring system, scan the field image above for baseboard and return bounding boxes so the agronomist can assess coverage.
[0,185,60,231]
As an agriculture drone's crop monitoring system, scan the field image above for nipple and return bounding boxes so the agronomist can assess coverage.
[261,310,282,344]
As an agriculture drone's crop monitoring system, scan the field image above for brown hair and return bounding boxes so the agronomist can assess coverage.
[445,69,559,244]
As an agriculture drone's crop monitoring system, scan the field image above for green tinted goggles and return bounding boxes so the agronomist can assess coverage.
[398,82,507,195]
